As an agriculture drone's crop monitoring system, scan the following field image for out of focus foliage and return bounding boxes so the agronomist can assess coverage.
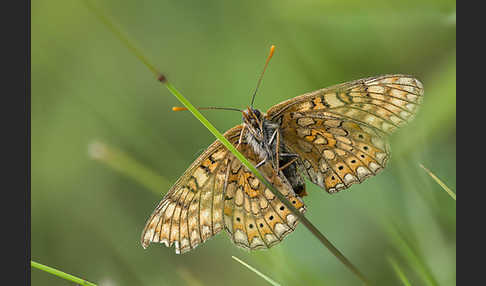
[32,0,455,285]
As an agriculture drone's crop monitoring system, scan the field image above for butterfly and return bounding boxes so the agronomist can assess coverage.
[140,71,424,254]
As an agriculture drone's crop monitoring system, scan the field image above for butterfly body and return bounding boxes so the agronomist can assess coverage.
[243,107,307,197]
[241,108,279,164]
[141,74,424,254]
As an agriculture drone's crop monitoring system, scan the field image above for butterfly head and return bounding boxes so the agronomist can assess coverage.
[242,107,265,139]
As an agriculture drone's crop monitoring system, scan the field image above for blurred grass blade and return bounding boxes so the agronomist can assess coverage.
[82,0,159,77]
[31,260,97,286]
[387,256,412,286]
[445,11,456,25]
[385,222,439,286]
[177,268,205,286]
[88,140,169,196]
[232,256,281,286]
[84,1,369,284]
[419,164,456,200]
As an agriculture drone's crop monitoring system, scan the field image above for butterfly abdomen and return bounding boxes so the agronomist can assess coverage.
[248,117,306,198]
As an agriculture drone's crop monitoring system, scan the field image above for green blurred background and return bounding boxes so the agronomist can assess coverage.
[32,0,456,285]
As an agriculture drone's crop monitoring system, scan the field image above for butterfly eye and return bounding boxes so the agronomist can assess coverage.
[252,109,261,119]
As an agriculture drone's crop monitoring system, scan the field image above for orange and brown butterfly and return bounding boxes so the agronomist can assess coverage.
[140,46,424,254]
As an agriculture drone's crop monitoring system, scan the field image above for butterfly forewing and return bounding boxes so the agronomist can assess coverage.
[278,115,390,192]
[266,75,423,193]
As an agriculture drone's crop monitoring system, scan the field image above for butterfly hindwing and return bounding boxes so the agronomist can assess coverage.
[223,140,306,250]
[141,125,243,253]
[266,75,423,193]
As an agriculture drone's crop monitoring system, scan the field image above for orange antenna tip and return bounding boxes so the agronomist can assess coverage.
[269,45,275,58]
[250,45,276,107]
[172,106,188,112]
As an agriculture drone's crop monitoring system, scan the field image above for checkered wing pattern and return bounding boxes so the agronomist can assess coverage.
[141,125,306,254]
[266,75,423,193]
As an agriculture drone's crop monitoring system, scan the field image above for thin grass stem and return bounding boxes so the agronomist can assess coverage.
[385,222,439,286]
[82,0,159,77]
[232,256,281,286]
[419,164,456,200]
[387,256,412,286]
[88,140,169,196]
[31,260,97,286]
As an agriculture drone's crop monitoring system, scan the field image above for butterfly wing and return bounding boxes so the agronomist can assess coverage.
[141,125,243,254]
[266,75,423,193]
[141,125,306,254]
[222,138,306,250]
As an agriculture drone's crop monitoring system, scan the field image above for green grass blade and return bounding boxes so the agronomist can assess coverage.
[84,1,369,284]
[232,256,281,286]
[31,260,97,286]
[419,164,456,200]
[385,222,439,286]
[88,140,169,196]
[82,0,159,77]
[387,256,412,286]
[165,60,369,286]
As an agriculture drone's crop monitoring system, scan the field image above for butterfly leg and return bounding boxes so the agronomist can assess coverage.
[236,125,247,149]
[280,153,299,158]
[279,157,299,172]
[268,129,278,145]
[255,158,267,168]
[255,157,279,184]
[265,129,281,184]
[275,129,280,172]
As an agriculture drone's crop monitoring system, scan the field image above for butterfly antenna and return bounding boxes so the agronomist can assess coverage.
[250,45,275,108]
[172,106,242,112]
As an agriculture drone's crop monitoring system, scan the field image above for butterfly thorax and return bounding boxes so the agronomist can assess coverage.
[242,107,307,196]
[242,108,279,162]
